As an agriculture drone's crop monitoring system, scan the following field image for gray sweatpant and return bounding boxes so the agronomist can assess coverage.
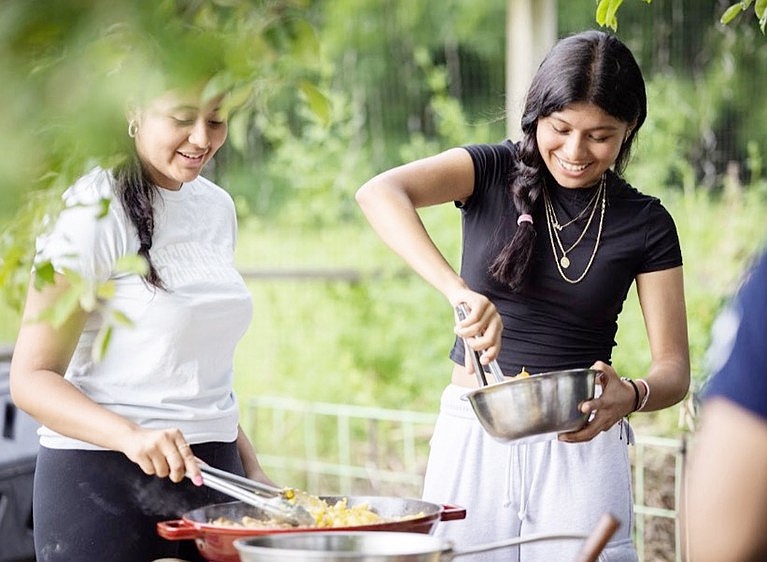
[421,384,638,562]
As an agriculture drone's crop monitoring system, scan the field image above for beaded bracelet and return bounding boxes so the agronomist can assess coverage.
[636,378,650,411]
[621,377,641,413]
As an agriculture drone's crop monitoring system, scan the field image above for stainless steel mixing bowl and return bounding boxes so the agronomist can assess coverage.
[465,368,598,442]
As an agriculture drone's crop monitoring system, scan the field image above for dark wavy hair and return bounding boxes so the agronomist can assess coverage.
[113,153,166,290]
[489,30,647,290]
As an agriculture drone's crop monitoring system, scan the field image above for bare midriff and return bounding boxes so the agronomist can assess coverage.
[451,363,481,388]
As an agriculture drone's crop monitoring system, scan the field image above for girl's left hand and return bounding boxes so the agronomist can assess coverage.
[557,361,636,443]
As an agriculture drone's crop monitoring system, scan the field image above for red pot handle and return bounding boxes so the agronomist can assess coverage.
[156,519,202,541]
[440,504,467,521]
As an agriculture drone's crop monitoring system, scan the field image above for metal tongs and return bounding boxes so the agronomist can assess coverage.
[192,462,315,527]
[455,303,506,387]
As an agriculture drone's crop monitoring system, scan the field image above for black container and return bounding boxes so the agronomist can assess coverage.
[0,353,38,562]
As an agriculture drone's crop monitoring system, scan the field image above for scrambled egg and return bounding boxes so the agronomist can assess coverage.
[211,495,424,529]
[302,496,384,528]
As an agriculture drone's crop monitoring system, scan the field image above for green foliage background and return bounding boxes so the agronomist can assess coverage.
[1,0,766,440]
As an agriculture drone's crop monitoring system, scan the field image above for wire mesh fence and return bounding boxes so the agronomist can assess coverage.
[243,395,687,561]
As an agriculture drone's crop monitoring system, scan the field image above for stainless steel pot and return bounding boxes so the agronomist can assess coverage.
[233,530,590,561]
[235,513,620,561]
[465,368,598,442]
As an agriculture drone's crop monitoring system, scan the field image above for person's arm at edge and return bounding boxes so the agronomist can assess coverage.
[683,397,767,561]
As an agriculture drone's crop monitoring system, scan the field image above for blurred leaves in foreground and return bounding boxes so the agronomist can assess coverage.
[596,0,767,34]
[0,0,323,309]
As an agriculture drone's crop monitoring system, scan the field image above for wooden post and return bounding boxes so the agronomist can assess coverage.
[506,0,557,140]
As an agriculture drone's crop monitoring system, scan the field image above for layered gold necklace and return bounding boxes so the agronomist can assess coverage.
[542,173,606,284]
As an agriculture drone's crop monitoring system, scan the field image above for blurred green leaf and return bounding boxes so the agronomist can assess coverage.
[110,309,134,327]
[299,80,331,126]
[286,18,321,64]
[202,71,237,104]
[114,254,149,276]
[79,287,97,313]
[595,0,624,30]
[95,280,116,301]
[720,0,766,31]
[721,4,744,24]
[96,197,111,219]
[223,84,256,116]
[758,0,767,31]
[92,324,112,362]
[1,0,322,310]
[33,261,56,290]
[227,109,251,153]
[36,283,81,328]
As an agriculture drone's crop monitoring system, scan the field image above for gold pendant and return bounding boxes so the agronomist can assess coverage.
[560,255,570,269]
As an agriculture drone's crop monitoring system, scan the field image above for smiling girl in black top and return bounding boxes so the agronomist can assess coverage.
[356,30,689,561]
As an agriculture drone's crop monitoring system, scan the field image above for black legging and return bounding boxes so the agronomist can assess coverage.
[33,441,244,562]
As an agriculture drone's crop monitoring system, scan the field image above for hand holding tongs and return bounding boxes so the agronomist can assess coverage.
[190,462,315,527]
[455,303,505,387]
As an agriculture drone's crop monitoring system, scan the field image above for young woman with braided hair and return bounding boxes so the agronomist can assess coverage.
[10,87,273,561]
[356,30,689,561]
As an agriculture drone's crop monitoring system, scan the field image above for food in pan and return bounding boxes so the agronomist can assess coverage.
[211,496,424,529]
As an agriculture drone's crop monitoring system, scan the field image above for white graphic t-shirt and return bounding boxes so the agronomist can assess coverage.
[36,167,253,449]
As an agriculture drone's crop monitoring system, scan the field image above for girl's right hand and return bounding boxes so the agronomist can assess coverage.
[120,427,200,485]
[449,290,502,368]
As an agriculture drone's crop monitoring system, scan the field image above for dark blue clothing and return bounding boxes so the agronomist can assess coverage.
[450,141,682,375]
[33,441,244,562]
[703,249,767,420]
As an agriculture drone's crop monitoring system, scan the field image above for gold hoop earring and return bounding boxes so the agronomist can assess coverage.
[128,121,138,138]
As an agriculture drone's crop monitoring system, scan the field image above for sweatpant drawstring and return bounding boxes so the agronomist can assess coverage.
[517,443,529,521]
[503,445,513,508]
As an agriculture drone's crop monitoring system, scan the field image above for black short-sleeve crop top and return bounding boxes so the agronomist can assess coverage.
[449,141,682,375]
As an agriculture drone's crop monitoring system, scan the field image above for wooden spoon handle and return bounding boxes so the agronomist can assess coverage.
[574,512,621,562]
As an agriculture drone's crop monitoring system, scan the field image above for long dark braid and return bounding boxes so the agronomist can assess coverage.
[487,134,542,290]
[113,154,166,290]
[489,30,646,291]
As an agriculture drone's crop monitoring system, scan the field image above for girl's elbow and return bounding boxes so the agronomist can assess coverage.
[355,183,372,207]
[355,178,387,207]
[8,371,33,415]
[673,364,692,403]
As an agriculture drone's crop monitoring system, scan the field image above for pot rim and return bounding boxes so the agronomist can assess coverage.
[465,367,599,397]
[233,530,454,557]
